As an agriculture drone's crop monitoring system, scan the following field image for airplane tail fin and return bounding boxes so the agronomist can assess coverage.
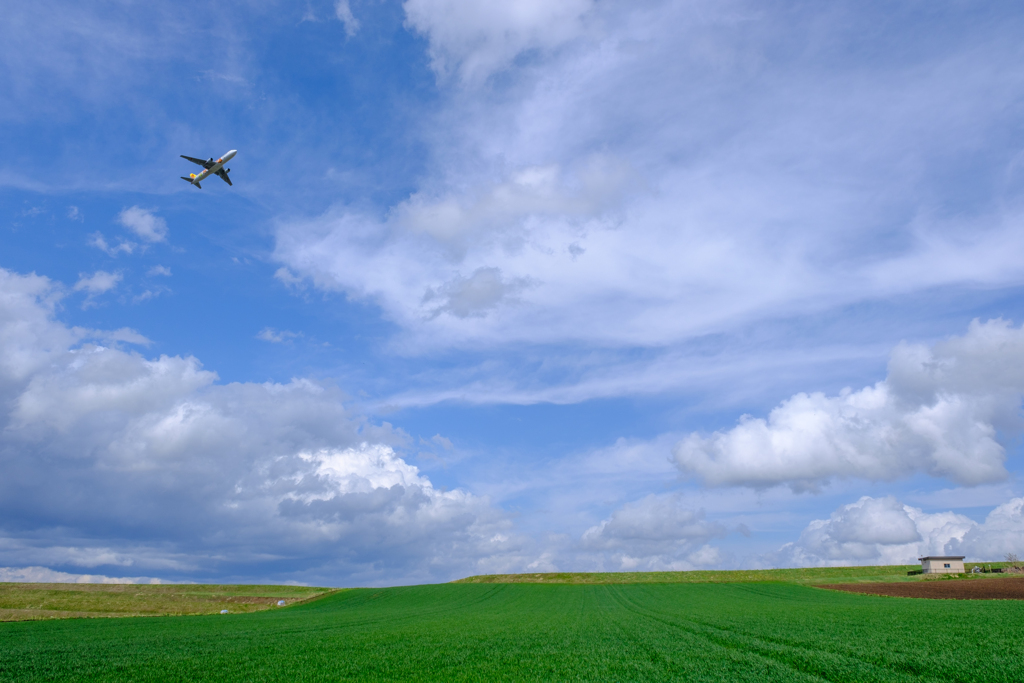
[180,176,201,188]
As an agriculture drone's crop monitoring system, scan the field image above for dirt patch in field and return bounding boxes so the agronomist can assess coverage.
[821,577,1024,600]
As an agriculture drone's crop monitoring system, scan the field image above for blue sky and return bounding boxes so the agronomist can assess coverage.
[2,0,1024,586]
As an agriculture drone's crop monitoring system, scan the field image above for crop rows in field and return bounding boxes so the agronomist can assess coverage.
[2,582,1023,681]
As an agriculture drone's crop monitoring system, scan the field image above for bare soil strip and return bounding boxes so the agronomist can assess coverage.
[821,576,1024,600]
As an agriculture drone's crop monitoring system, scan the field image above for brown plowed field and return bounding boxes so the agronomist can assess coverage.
[821,576,1024,600]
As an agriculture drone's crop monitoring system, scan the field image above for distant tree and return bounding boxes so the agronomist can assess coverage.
[1006,553,1021,569]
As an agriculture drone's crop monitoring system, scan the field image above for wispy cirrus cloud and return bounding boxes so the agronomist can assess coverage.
[334,0,360,37]
[257,327,302,343]
[89,232,135,256]
[276,1,1024,365]
[403,0,595,84]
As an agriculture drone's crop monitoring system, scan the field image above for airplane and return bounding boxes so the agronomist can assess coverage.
[180,149,236,189]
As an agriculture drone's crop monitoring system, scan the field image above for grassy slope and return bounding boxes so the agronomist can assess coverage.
[453,562,1015,585]
[0,584,335,622]
[2,582,1022,682]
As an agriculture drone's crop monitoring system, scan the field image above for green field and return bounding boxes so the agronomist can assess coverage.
[2,581,1023,681]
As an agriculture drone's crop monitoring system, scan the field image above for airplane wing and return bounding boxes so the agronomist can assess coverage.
[216,169,233,186]
[181,155,215,169]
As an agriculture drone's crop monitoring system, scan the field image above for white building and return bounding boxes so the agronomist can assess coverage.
[918,556,965,574]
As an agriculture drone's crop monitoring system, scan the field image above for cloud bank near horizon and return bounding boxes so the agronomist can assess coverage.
[674,319,1024,491]
[772,495,1024,568]
[0,268,525,585]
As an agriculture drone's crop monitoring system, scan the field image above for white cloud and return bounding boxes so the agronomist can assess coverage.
[0,267,518,585]
[952,497,1024,560]
[393,161,629,249]
[424,267,531,319]
[147,265,171,277]
[277,1,1024,363]
[67,206,82,221]
[579,493,727,571]
[274,267,305,289]
[117,206,167,243]
[0,566,169,584]
[257,327,301,343]
[94,327,152,346]
[73,271,122,300]
[0,270,78,387]
[674,319,1024,490]
[334,0,360,37]
[772,495,1024,567]
[89,232,135,256]
[273,157,636,346]
[132,289,167,304]
[403,0,594,83]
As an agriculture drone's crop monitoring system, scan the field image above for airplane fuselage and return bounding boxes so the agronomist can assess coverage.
[186,150,236,186]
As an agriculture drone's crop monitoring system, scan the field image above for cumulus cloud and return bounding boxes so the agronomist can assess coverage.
[403,0,594,83]
[74,271,121,294]
[952,497,1024,560]
[772,495,1024,567]
[579,493,727,570]
[147,265,171,277]
[0,270,77,386]
[0,267,517,585]
[117,206,167,243]
[674,319,1024,491]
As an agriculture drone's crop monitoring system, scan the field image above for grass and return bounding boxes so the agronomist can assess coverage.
[2,581,1023,681]
[454,562,1016,585]
[0,583,334,622]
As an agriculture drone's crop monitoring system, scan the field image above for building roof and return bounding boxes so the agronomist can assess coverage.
[918,556,965,561]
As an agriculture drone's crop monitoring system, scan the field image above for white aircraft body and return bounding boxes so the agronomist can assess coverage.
[180,149,236,189]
